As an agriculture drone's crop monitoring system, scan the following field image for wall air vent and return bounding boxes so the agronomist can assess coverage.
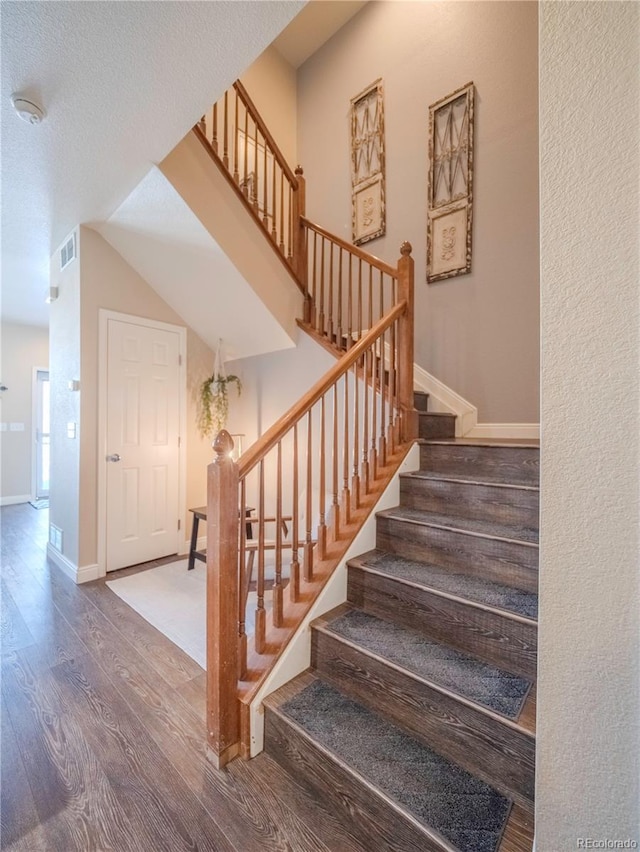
[60,234,77,270]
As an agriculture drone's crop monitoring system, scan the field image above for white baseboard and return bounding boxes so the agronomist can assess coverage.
[466,423,540,441]
[0,494,31,506]
[412,365,477,437]
[47,544,76,580]
[46,543,100,584]
[77,563,100,583]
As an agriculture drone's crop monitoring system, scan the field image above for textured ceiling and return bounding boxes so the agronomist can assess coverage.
[0,0,304,327]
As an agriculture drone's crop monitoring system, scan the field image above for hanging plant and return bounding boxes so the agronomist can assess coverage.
[197,341,242,438]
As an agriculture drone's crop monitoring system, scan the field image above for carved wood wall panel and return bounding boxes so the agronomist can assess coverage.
[350,79,386,246]
[427,82,475,283]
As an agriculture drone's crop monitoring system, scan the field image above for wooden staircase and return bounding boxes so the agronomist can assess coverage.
[263,392,538,851]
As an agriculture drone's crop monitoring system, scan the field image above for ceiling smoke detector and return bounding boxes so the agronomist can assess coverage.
[11,94,45,125]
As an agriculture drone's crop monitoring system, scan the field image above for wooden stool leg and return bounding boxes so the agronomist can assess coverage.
[188,513,199,571]
[243,551,255,608]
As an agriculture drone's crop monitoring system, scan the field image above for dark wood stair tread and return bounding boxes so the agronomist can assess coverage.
[269,676,513,852]
[377,507,539,546]
[317,606,534,721]
[421,438,540,449]
[349,550,538,620]
[420,412,456,419]
[403,470,539,491]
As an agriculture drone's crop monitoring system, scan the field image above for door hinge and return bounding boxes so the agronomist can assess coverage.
[178,519,181,531]
[178,435,181,448]
[178,354,183,366]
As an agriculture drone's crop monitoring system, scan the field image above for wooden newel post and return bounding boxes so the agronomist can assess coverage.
[397,242,418,442]
[293,166,311,322]
[206,429,240,769]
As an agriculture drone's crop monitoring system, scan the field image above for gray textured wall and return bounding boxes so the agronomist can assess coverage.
[537,1,640,846]
[297,1,539,423]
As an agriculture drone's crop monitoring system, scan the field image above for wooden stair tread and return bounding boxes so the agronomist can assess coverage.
[349,550,538,621]
[315,605,535,726]
[403,470,539,491]
[421,438,540,449]
[266,675,516,852]
[377,507,539,546]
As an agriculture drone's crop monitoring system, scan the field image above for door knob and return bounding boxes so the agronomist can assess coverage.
[106,453,121,462]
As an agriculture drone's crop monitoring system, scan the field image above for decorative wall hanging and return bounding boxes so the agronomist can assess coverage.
[350,79,386,246]
[427,82,475,283]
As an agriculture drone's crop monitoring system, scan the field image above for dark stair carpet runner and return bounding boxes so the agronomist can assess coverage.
[264,393,537,851]
[324,607,532,719]
[280,679,511,852]
[351,550,538,621]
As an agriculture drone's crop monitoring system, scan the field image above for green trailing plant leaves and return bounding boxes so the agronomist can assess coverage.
[197,373,242,438]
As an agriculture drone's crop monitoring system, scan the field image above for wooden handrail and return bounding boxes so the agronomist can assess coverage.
[301,217,398,278]
[233,81,298,188]
[238,302,405,477]
[200,76,418,768]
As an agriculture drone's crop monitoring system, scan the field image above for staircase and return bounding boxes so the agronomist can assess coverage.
[263,391,538,851]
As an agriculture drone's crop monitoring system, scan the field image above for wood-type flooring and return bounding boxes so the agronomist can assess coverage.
[0,503,370,852]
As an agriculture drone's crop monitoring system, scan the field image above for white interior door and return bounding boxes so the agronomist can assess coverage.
[106,318,181,572]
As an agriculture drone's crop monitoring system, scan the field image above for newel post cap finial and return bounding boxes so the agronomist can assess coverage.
[295,165,304,176]
[213,429,234,461]
[400,241,413,257]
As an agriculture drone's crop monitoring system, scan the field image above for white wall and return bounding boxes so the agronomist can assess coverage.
[224,331,336,530]
[537,2,639,847]
[297,1,539,424]
[226,330,335,446]
[0,323,49,503]
[49,241,82,565]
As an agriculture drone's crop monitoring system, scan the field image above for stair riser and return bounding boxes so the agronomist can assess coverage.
[400,477,539,527]
[420,445,539,485]
[418,414,456,440]
[348,567,537,679]
[376,515,538,593]
[413,391,430,412]
[312,629,535,808]
[265,708,446,852]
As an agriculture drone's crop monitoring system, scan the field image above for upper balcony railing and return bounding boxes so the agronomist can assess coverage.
[195,81,305,288]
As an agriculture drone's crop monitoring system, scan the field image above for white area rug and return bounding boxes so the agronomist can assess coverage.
[107,559,207,667]
[106,560,269,669]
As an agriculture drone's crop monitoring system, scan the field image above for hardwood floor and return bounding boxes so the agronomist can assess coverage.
[0,503,369,852]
